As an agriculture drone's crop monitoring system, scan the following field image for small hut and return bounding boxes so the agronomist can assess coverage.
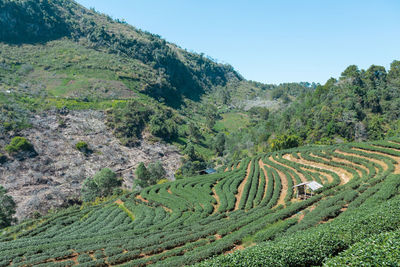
[293,181,323,199]
[198,168,217,175]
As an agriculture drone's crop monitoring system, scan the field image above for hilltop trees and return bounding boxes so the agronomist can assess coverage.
[261,61,400,144]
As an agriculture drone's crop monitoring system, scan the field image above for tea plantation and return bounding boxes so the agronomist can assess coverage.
[1,138,400,266]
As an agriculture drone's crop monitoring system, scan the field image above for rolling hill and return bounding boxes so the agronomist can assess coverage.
[1,138,400,266]
[0,0,264,219]
[0,0,243,107]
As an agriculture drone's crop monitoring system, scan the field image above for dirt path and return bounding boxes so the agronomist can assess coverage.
[136,195,149,203]
[258,159,269,201]
[136,194,172,213]
[296,205,316,222]
[352,147,400,174]
[369,145,400,174]
[335,149,385,174]
[278,155,307,182]
[284,153,351,185]
[234,161,252,210]
[211,185,220,214]
[310,153,353,184]
[326,154,367,177]
[224,243,255,255]
[267,156,288,206]
[284,153,334,183]
[114,199,124,205]
[214,234,222,240]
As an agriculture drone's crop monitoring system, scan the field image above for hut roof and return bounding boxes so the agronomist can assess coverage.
[204,168,216,174]
[293,181,323,191]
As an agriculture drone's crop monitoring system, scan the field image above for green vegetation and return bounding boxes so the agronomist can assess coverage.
[0,185,16,229]
[135,161,167,187]
[106,100,180,146]
[1,138,400,265]
[214,113,250,133]
[0,0,242,107]
[75,141,91,154]
[269,134,302,151]
[0,0,400,265]
[148,161,167,182]
[265,61,400,144]
[4,136,35,155]
[325,230,400,266]
[81,168,122,202]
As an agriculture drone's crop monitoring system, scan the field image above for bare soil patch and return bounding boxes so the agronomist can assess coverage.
[352,147,400,174]
[259,159,269,201]
[114,199,124,205]
[284,153,351,185]
[211,186,220,214]
[136,195,149,203]
[335,149,384,174]
[234,161,252,210]
[267,156,288,206]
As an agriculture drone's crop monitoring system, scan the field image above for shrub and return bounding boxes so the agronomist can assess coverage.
[75,141,91,154]
[5,136,34,154]
[0,185,16,228]
[0,153,7,164]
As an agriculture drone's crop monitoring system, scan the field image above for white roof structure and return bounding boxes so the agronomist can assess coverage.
[293,181,323,191]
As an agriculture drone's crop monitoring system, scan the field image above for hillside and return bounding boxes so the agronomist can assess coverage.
[265,62,400,143]
[0,0,243,107]
[0,0,264,218]
[1,138,400,266]
[0,1,400,265]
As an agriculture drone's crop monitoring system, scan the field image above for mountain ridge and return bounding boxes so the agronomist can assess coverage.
[0,0,242,107]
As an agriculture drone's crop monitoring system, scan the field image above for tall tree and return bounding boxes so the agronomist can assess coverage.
[214,133,226,156]
[81,169,121,202]
[135,162,151,187]
[148,161,167,184]
[0,185,16,228]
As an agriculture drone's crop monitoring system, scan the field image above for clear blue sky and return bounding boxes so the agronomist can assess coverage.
[76,0,400,84]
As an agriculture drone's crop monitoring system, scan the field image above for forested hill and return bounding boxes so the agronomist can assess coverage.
[0,0,242,107]
[266,61,400,144]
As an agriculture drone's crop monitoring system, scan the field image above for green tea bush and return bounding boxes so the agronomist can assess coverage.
[324,230,400,266]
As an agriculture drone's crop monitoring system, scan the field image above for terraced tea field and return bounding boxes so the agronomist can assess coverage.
[1,139,400,266]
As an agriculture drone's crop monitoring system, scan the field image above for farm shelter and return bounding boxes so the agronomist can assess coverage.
[198,168,217,175]
[293,181,323,199]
